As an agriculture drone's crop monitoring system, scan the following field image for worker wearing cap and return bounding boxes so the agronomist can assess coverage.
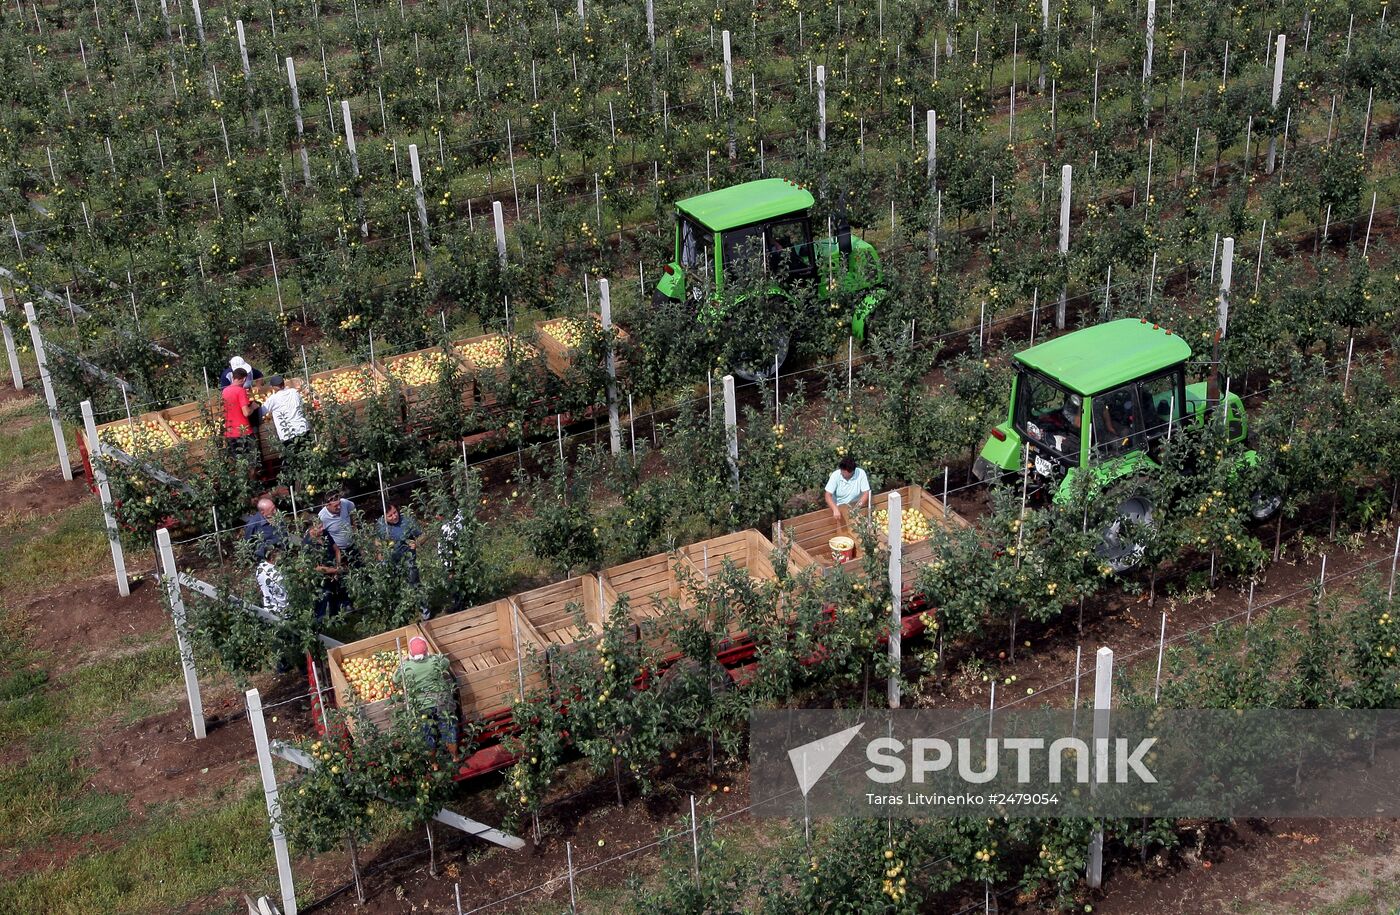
[823,455,871,519]
[395,636,458,755]
[219,355,264,390]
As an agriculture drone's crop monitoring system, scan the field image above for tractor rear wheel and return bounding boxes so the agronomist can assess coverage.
[1096,494,1155,573]
[730,326,791,382]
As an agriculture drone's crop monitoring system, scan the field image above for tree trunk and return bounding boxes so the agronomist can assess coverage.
[614,755,624,807]
[1149,566,1158,608]
[1273,511,1284,563]
[1008,608,1019,661]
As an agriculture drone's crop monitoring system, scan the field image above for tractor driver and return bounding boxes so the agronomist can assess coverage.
[1047,394,1083,456]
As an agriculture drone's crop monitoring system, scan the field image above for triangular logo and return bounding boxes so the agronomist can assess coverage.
[788,723,865,796]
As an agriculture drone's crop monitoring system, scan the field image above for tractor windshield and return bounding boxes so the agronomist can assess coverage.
[1015,369,1083,461]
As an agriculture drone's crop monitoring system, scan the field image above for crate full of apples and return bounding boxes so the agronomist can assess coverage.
[98,418,177,457]
[341,649,405,703]
[872,507,933,544]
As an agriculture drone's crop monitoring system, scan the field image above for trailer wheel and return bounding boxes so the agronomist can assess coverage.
[1096,494,1155,573]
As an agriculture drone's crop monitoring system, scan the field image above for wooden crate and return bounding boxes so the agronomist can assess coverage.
[381,345,472,408]
[778,486,969,587]
[599,551,692,651]
[92,410,179,461]
[512,573,618,649]
[325,622,441,735]
[452,332,548,407]
[535,317,631,379]
[304,364,389,416]
[424,598,547,721]
[677,529,814,638]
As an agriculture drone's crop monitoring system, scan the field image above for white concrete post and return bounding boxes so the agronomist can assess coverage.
[599,279,621,456]
[1086,646,1114,888]
[247,688,298,915]
[1056,165,1072,328]
[80,399,130,596]
[236,20,253,87]
[25,302,72,479]
[341,101,367,239]
[409,144,430,247]
[1142,0,1156,84]
[1218,236,1234,337]
[492,201,507,267]
[887,490,903,709]
[926,110,937,184]
[157,527,206,738]
[192,0,205,44]
[646,0,654,48]
[1266,35,1286,173]
[722,374,738,486]
[721,30,733,100]
[285,58,311,186]
[0,286,23,388]
[816,65,826,150]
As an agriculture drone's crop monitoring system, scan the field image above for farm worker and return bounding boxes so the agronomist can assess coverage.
[256,548,289,619]
[304,521,347,619]
[260,375,310,466]
[318,489,359,565]
[219,355,264,390]
[1049,394,1083,456]
[222,367,261,460]
[395,635,459,755]
[824,455,872,519]
[377,503,430,620]
[242,497,287,559]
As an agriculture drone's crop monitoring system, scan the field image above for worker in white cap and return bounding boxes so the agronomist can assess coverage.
[218,355,264,390]
[394,635,458,755]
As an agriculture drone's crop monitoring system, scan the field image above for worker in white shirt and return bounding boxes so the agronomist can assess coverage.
[823,455,871,519]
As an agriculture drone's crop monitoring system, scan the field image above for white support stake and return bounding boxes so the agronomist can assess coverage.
[599,279,621,456]
[1086,646,1114,888]
[1057,165,1072,328]
[158,527,206,738]
[887,490,903,709]
[816,65,826,150]
[81,400,129,596]
[247,689,298,915]
[1153,613,1167,702]
[722,374,738,486]
[0,287,22,388]
[25,302,72,480]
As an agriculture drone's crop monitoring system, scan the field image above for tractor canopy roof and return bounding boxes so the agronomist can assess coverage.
[675,178,815,231]
[1015,318,1193,395]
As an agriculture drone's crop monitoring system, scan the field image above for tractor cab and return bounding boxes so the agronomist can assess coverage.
[653,178,885,375]
[975,318,1246,495]
[974,318,1268,571]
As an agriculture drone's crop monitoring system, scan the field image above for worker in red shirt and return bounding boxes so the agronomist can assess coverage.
[222,367,261,460]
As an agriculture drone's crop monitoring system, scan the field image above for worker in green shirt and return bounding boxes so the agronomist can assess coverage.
[395,636,459,756]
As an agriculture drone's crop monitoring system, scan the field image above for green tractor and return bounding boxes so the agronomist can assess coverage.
[973,318,1277,571]
[652,177,884,379]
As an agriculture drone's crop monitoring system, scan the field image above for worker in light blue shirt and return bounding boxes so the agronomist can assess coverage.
[824,455,871,519]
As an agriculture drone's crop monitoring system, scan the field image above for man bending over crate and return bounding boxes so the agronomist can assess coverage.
[395,636,459,757]
[823,454,872,519]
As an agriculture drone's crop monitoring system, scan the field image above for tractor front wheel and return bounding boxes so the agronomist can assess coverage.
[1096,494,1155,573]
